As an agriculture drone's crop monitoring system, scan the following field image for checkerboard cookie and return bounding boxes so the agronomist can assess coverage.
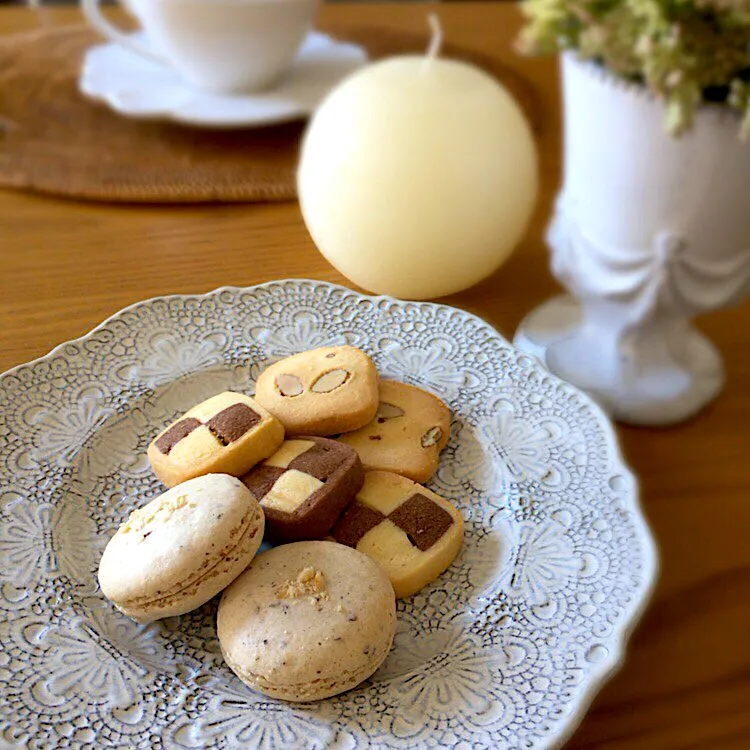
[337,380,451,483]
[241,437,364,542]
[330,470,463,598]
[253,346,379,436]
[148,392,285,487]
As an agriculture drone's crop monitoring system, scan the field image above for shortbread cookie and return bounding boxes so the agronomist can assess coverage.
[330,470,463,598]
[148,392,284,487]
[218,541,396,702]
[337,380,450,483]
[98,474,265,623]
[254,346,379,436]
[242,437,364,542]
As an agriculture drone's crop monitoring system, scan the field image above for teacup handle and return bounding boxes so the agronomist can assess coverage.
[81,0,166,65]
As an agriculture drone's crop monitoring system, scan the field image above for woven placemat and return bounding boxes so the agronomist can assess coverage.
[0,24,539,203]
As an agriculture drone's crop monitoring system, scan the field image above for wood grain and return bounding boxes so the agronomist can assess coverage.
[1,5,749,748]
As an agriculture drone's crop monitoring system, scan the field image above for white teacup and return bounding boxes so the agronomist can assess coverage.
[82,0,319,94]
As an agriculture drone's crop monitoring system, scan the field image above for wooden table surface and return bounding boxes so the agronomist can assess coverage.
[1,4,749,748]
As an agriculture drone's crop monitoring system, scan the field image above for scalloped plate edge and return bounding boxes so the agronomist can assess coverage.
[0,278,659,749]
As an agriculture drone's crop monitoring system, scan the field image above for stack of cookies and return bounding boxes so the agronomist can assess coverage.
[98,345,464,702]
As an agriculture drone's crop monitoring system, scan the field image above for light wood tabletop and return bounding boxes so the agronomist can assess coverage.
[1,3,749,748]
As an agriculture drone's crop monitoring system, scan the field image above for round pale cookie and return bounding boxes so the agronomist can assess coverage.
[217,541,396,702]
[98,474,264,623]
[254,346,379,436]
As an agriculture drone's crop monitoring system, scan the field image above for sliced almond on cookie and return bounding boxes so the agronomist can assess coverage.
[276,374,304,397]
[376,402,405,420]
[311,369,349,393]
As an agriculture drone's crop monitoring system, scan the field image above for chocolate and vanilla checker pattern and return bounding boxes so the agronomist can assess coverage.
[330,470,464,598]
[144,359,458,592]
[242,437,364,542]
[147,392,284,487]
[115,347,463,701]
[332,492,454,552]
[155,403,256,452]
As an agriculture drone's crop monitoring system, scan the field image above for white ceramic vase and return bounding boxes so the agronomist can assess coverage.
[515,53,750,426]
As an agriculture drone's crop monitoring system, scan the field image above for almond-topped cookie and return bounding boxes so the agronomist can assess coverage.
[337,380,451,483]
[147,391,284,487]
[330,470,464,598]
[253,346,379,436]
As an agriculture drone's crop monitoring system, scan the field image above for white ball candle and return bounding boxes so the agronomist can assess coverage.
[298,17,538,300]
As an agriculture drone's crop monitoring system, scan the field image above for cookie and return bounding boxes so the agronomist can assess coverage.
[330,470,463,598]
[98,474,265,623]
[217,541,396,702]
[337,380,450,483]
[242,437,364,542]
[147,391,284,487]
[253,346,379,436]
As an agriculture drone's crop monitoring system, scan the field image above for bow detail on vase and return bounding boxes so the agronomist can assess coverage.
[549,196,750,326]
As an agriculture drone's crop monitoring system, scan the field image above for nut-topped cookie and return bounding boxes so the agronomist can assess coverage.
[147,392,284,487]
[254,346,379,436]
[241,437,364,542]
[337,380,451,483]
[330,470,463,598]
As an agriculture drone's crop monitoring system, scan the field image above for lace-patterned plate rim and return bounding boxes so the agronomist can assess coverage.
[0,279,658,750]
[0,279,510,380]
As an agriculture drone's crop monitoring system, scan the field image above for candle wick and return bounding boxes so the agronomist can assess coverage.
[422,13,443,72]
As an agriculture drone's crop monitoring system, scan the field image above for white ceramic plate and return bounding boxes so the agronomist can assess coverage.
[79,32,367,127]
[0,280,657,749]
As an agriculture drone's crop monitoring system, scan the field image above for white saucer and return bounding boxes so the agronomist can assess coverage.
[79,31,367,127]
